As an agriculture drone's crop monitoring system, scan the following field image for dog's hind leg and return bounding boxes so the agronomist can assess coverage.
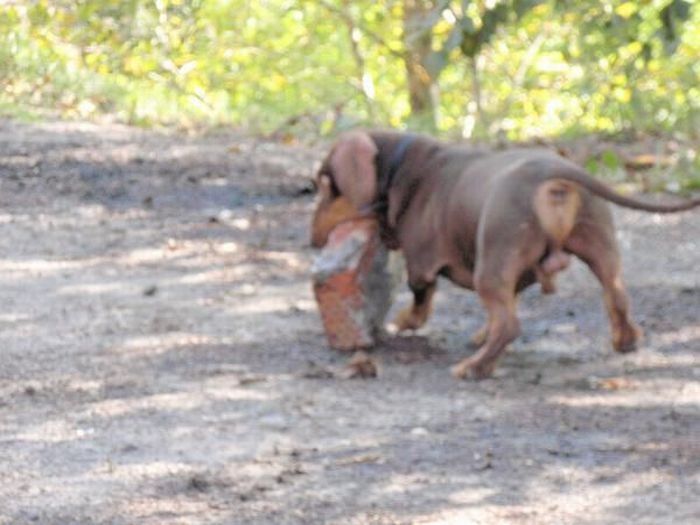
[468,323,489,348]
[565,207,642,353]
[452,214,546,379]
[452,284,520,379]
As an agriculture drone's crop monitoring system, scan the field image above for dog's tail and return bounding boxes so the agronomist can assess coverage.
[544,160,700,213]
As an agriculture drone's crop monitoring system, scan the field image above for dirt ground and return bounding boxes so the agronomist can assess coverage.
[0,119,698,525]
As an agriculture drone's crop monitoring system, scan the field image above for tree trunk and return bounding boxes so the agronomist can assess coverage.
[403,0,439,130]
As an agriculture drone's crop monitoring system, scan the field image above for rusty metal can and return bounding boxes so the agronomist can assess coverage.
[311,218,395,351]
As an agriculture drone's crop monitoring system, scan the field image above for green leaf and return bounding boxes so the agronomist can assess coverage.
[601,149,621,170]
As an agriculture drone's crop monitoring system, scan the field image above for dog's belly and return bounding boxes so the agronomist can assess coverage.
[440,262,537,294]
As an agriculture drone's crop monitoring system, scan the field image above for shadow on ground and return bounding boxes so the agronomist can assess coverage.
[0,119,698,525]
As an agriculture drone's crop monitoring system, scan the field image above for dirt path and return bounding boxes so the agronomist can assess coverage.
[0,119,698,525]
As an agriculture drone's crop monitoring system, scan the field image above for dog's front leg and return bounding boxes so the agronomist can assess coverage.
[393,281,436,332]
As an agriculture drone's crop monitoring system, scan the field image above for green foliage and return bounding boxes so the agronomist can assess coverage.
[0,0,699,142]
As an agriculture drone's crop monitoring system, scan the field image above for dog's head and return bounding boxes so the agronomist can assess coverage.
[310,131,378,247]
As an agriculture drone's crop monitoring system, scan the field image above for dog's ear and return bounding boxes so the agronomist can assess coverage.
[329,131,378,209]
[310,193,358,247]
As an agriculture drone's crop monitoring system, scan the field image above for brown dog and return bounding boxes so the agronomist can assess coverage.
[311,131,700,379]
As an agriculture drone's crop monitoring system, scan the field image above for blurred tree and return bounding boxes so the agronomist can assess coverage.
[0,0,698,142]
[403,0,440,130]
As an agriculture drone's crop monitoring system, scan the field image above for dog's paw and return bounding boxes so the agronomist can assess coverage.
[616,343,637,354]
[613,323,643,354]
[451,357,495,380]
[393,307,425,332]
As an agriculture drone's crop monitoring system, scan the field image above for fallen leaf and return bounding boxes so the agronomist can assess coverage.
[588,376,636,390]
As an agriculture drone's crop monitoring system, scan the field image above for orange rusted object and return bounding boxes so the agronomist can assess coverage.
[312,218,393,351]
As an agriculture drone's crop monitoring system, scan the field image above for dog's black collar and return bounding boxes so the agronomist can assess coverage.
[366,134,416,214]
